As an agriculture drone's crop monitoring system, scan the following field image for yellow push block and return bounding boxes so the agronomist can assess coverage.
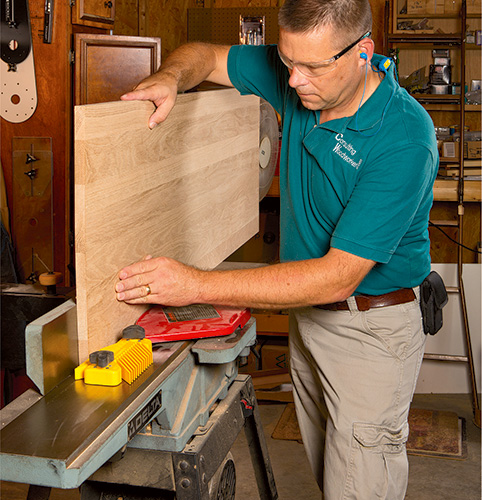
[75,338,153,386]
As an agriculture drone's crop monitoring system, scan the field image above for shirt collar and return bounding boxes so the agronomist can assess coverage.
[315,54,398,134]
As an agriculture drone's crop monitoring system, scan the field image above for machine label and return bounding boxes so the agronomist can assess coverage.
[128,390,162,440]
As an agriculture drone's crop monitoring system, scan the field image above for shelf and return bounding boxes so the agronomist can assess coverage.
[439,157,461,163]
[414,94,462,106]
[267,177,482,201]
[420,103,481,111]
[388,33,462,44]
[433,179,481,201]
[396,13,481,19]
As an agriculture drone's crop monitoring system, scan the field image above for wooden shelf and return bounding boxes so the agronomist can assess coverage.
[433,179,481,201]
[396,13,481,19]
[421,103,481,111]
[414,94,462,105]
[388,33,462,44]
[267,177,481,201]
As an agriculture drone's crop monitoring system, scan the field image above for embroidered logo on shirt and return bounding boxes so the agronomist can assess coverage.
[333,133,363,170]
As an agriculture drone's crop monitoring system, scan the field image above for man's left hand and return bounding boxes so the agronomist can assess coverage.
[115,256,202,306]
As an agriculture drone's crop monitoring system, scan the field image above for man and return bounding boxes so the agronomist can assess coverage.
[116,0,439,497]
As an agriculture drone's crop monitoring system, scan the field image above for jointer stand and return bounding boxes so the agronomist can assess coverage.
[0,302,278,500]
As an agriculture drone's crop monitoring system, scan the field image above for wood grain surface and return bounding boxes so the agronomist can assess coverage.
[74,89,259,360]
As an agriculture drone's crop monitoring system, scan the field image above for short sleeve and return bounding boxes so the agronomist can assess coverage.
[228,44,289,115]
[330,142,437,263]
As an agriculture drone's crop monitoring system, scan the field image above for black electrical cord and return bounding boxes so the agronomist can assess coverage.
[429,221,482,254]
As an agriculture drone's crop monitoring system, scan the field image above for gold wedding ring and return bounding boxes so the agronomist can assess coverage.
[145,285,151,296]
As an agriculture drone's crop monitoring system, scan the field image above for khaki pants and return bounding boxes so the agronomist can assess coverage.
[289,290,425,500]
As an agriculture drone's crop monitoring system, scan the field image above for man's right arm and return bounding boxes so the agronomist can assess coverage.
[121,42,232,129]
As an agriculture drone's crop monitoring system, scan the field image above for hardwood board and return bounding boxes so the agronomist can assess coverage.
[74,89,259,360]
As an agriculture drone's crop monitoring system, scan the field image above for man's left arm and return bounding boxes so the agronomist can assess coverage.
[115,248,375,309]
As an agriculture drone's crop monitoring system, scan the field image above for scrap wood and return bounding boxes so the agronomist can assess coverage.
[250,368,291,389]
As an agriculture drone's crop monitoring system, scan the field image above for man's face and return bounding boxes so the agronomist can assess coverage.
[278,27,363,112]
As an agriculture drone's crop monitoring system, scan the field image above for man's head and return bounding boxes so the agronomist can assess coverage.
[278,0,372,50]
[277,0,375,115]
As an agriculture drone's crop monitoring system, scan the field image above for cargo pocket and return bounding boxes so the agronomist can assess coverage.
[343,422,409,500]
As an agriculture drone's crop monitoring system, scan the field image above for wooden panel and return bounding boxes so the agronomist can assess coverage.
[1,0,71,283]
[430,201,481,263]
[142,0,196,62]
[74,89,260,360]
[188,7,280,45]
[212,0,279,6]
[114,0,139,35]
[12,138,53,282]
[72,0,115,28]
[74,34,161,105]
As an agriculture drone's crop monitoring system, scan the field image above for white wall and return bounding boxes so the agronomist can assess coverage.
[415,263,481,394]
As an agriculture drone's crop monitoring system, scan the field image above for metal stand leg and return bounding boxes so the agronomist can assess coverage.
[240,379,278,500]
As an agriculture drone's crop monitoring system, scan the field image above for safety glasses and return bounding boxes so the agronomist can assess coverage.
[277,31,371,77]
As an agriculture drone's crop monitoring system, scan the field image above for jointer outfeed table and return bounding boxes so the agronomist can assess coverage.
[0,301,278,500]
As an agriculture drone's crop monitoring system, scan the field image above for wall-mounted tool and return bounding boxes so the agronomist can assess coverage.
[1,0,38,122]
[42,0,53,43]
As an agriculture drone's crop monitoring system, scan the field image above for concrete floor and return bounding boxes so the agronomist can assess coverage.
[231,394,481,500]
[0,394,480,499]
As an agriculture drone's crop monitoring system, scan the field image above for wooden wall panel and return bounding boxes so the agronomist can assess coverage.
[74,89,259,360]
[113,0,387,63]
[142,0,197,61]
[430,201,481,263]
[211,0,280,6]
[1,0,71,283]
[114,0,140,36]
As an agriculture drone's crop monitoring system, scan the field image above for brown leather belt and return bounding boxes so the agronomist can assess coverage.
[315,288,416,312]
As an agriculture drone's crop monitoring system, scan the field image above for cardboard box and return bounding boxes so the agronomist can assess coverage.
[466,141,482,159]
[261,344,290,370]
[407,0,427,14]
[444,0,462,13]
[442,141,482,159]
[467,0,481,14]
[426,0,445,13]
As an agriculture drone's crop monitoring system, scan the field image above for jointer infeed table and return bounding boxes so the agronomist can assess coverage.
[0,300,278,500]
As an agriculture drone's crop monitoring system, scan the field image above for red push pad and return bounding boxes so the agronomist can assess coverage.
[136,304,251,343]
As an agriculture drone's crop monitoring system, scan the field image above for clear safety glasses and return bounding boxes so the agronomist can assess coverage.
[277,31,371,77]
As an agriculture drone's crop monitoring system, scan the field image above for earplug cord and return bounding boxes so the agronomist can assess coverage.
[355,58,396,137]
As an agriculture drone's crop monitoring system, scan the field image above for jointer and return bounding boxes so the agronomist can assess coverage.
[0,299,279,500]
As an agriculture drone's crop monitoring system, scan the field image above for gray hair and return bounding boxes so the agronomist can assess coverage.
[278,0,372,49]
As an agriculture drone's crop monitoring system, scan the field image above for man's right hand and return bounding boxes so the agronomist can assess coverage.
[120,43,232,129]
[121,74,178,129]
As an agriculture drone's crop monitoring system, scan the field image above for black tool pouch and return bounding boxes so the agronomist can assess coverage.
[420,271,448,335]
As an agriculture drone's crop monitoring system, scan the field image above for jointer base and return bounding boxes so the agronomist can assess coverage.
[82,374,277,500]
[27,375,278,500]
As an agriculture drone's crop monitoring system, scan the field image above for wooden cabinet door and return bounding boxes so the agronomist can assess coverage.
[74,34,161,105]
[72,0,115,28]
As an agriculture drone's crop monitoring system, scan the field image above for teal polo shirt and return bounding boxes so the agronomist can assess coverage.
[227,44,438,295]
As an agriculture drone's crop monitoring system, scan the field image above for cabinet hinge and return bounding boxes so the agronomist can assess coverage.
[69,50,75,64]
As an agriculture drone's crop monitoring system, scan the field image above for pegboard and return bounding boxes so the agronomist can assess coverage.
[188,7,279,46]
